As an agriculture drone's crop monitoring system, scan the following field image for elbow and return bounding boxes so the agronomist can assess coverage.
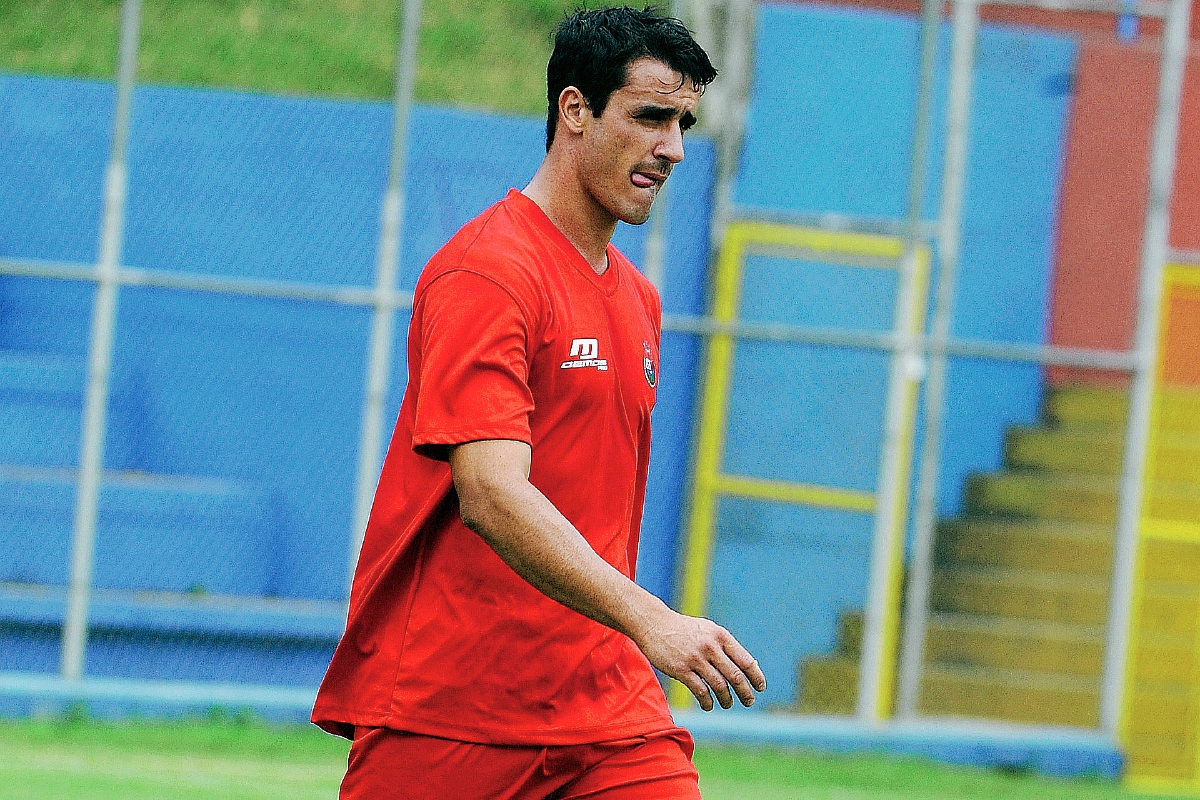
[449,440,531,539]
[457,493,487,535]
[454,476,505,538]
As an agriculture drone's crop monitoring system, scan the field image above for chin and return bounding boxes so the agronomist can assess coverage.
[622,207,654,226]
[615,194,656,226]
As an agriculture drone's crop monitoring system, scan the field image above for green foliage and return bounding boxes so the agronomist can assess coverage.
[0,0,609,115]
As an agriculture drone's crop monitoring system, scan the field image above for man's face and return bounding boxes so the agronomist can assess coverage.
[577,57,700,226]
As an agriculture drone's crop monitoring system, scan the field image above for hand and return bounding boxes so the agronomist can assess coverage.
[633,606,766,711]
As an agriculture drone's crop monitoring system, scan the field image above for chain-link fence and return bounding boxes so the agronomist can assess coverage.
[1,0,1198,789]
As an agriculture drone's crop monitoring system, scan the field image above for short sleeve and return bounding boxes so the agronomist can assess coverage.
[410,270,535,459]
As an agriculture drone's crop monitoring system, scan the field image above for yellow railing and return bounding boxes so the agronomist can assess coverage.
[670,221,929,717]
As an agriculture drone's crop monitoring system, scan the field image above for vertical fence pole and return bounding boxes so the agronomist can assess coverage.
[896,0,979,718]
[858,244,921,722]
[61,0,142,681]
[706,0,755,257]
[644,184,669,291]
[348,0,422,591]
[858,0,942,723]
[1100,0,1192,735]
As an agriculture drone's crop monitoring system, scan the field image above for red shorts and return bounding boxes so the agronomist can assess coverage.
[339,726,701,800]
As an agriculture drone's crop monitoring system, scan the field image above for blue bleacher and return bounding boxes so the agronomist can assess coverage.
[0,69,716,686]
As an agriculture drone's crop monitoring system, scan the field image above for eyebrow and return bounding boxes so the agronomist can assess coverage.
[632,104,698,132]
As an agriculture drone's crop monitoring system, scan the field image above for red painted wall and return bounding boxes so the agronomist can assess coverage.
[1049,37,1200,386]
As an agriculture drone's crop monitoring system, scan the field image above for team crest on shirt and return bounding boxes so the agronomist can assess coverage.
[643,341,657,388]
[561,338,608,371]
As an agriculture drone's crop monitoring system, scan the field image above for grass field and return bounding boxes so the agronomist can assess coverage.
[0,716,1167,800]
[0,0,599,115]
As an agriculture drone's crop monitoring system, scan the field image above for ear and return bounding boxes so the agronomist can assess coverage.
[557,86,589,136]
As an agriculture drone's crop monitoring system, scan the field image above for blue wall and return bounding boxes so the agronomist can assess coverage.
[1,1,1077,700]
[0,75,715,614]
[707,3,1077,707]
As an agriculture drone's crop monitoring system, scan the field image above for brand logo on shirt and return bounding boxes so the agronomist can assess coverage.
[561,338,608,371]
[643,341,657,388]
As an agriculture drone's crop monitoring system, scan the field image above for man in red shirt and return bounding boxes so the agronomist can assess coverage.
[314,8,766,798]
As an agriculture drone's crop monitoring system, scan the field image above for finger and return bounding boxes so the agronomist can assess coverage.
[694,659,735,710]
[708,647,757,707]
[679,674,714,712]
[721,634,767,692]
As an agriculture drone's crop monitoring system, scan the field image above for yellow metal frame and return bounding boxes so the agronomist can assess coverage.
[670,221,929,712]
[1122,263,1200,797]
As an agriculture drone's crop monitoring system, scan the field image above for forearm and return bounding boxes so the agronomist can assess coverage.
[457,473,667,640]
[449,439,765,711]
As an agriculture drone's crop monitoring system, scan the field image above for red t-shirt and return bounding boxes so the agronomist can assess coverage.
[312,189,674,745]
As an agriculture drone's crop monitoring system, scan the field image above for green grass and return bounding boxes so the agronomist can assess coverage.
[0,716,1171,800]
[0,0,602,115]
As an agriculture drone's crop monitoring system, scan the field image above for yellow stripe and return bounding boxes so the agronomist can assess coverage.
[671,227,747,708]
[874,246,932,719]
[714,473,877,512]
[1141,517,1200,543]
[679,227,746,619]
[728,221,908,261]
[1167,262,1200,288]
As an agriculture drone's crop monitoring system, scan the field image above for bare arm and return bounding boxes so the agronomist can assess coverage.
[449,438,766,711]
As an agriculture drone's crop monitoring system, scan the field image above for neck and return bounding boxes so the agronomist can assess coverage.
[522,155,617,274]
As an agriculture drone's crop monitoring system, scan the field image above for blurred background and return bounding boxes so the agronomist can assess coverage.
[1,0,1199,796]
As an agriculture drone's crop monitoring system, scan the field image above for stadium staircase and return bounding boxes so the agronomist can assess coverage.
[0,348,342,684]
[798,385,1128,726]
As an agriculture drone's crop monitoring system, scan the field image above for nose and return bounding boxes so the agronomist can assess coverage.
[654,121,685,165]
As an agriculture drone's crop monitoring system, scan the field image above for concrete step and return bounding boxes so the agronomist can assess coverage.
[836,610,864,658]
[1125,733,1195,783]
[1149,430,1200,485]
[1129,628,1195,685]
[0,465,273,595]
[1159,388,1200,436]
[1004,425,1123,476]
[1043,386,1129,428]
[1126,681,1198,739]
[0,350,135,469]
[1135,579,1199,641]
[930,567,1109,625]
[1142,537,1200,595]
[1144,478,1200,524]
[918,663,1100,727]
[965,471,1119,524]
[924,613,1104,677]
[0,584,345,641]
[936,518,1113,577]
[796,655,857,715]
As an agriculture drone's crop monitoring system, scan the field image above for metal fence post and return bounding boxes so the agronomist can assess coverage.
[348,0,423,592]
[1100,0,1192,735]
[60,0,142,681]
[896,0,980,719]
[859,0,943,723]
[644,184,669,291]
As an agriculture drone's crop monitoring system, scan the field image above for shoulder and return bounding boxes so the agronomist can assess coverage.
[415,195,548,321]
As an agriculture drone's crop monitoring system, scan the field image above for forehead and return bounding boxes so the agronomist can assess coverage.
[613,57,700,110]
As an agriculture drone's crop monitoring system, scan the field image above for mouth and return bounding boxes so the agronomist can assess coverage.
[630,169,668,190]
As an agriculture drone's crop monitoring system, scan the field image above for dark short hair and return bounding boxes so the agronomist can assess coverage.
[545,6,717,150]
